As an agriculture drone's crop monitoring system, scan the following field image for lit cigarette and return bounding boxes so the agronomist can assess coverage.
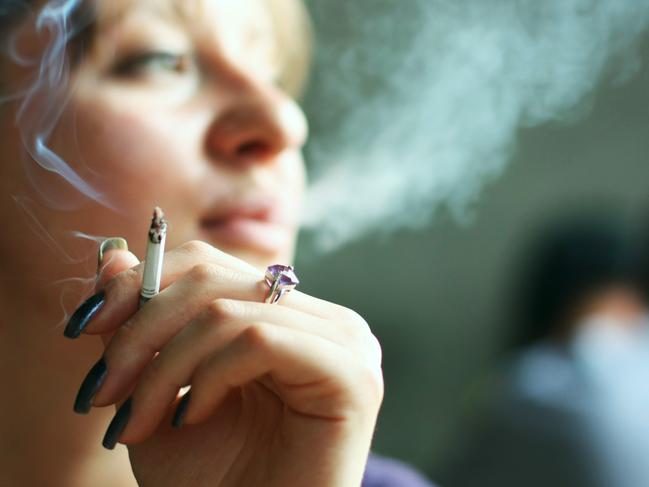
[140,207,167,307]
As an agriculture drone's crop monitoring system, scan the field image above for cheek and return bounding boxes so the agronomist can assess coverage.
[53,96,206,216]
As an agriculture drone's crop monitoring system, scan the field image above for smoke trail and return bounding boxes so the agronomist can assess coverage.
[3,0,115,210]
[4,0,649,256]
[12,194,82,263]
[12,194,98,330]
[302,0,649,251]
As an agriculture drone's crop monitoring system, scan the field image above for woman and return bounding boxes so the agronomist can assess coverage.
[0,0,434,486]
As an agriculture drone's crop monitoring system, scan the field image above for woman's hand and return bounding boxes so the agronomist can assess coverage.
[75,240,384,487]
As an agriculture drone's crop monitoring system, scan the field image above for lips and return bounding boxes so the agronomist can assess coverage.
[199,196,294,254]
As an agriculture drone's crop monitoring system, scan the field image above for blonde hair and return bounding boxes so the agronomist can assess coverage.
[2,0,313,98]
[267,0,313,98]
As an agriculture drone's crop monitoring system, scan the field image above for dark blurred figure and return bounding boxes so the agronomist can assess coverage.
[441,215,649,487]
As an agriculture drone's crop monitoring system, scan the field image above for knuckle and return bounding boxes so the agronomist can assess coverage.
[336,305,367,325]
[367,333,383,364]
[141,356,182,391]
[205,298,236,321]
[123,267,140,285]
[103,331,133,367]
[187,263,241,287]
[215,297,243,315]
[357,362,385,406]
[113,319,137,346]
[114,319,156,356]
[187,263,219,283]
[340,310,373,340]
[348,309,371,330]
[106,267,139,295]
[241,323,273,351]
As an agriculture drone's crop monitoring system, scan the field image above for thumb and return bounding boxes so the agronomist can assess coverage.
[96,237,140,292]
[63,238,139,340]
[95,238,140,346]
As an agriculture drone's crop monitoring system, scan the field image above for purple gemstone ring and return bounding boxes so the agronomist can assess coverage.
[264,264,299,304]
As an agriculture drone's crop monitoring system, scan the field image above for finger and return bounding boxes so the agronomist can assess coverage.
[105,299,349,440]
[85,241,353,336]
[63,239,139,339]
[92,267,274,405]
[78,260,365,411]
[167,299,368,357]
[80,241,257,337]
[183,323,383,426]
[93,292,346,407]
[97,247,142,345]
[117,324,375,445]
[96,239,140,291]
[143,242,356,320]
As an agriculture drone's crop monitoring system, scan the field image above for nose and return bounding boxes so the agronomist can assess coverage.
[205,83,308,166]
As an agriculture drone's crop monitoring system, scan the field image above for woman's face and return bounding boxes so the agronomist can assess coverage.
[6,0,308,270]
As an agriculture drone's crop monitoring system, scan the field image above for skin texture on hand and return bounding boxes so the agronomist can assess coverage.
[73,242,384,487]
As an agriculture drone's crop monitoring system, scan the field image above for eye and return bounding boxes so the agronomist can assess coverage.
[111,51,193,78]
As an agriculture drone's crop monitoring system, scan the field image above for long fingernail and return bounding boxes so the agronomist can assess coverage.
[64,291,106,339]
[172,391,192,429]
[73,357,108,414]
[98,237,128,269]
[103,397,133,450]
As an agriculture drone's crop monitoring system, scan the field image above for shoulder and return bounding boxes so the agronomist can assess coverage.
[362,453,436,487]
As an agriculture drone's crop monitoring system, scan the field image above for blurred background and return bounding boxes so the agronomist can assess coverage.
[294,0,649,482]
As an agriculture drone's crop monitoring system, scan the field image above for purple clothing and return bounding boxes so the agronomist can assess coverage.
[362,453,436,487]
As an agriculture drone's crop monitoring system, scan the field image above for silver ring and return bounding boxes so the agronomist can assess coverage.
[264,265,299,304]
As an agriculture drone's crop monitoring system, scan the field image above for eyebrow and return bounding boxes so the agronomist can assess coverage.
[64,0,189,66]
[98,0,189,31]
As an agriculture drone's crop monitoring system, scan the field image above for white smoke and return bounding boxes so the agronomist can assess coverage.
[3,0,649,255]
[302,0,649,251]
[4,0,116,210]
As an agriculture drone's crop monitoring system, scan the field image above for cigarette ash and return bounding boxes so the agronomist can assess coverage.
[148,207,168,244]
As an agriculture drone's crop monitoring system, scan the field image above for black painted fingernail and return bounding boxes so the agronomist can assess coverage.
[73,357,108,414]
[102,397,132,450]
[172,391,192,429]
[64,291,106,339]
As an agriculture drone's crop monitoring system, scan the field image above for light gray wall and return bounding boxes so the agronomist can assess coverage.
[297,1,649,479]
